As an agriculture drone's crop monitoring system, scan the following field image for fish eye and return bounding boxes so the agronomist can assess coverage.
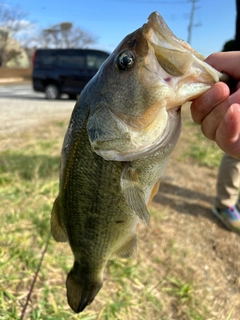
[116,51,135,70]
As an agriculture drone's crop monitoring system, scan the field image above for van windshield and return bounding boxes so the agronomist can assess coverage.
[86,53,108,70]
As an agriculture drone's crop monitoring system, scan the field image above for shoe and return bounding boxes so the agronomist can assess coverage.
[211,205,240,233]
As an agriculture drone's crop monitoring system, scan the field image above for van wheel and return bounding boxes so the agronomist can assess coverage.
[45,84,60,100]
[68,94,77,100]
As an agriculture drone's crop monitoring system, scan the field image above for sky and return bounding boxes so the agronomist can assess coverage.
[3,0,237,57]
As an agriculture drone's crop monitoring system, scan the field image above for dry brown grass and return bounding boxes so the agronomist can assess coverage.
[0,67,32,80]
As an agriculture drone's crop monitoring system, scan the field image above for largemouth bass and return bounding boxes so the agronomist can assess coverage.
[51,11,226,313]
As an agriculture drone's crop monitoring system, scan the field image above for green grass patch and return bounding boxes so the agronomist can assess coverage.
[181,118,223,168]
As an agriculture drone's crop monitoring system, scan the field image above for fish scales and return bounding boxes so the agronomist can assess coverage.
[55,118,138,255]
[52,106,141,312]
[51,11,227,313]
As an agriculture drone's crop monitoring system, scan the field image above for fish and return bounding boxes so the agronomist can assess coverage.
[51,11,226,313]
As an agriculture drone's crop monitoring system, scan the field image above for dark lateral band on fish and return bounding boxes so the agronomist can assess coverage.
[51,11,226,313]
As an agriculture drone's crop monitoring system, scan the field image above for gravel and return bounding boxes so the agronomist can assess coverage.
[0,97,75,137]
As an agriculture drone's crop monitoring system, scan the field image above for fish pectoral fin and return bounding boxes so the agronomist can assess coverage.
[66,262,103,313]
[50,196,68,242]
[121,165,150,225]
[115,235,137,258]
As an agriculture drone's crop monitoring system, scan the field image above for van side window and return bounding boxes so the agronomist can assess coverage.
[58,52,85,69]
[86,53,108,70]
[36,51,57,68]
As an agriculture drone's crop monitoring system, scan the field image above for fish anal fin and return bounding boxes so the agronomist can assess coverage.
[121,165,150,225]
[51,196,68,242]
[147,180,160,207]
[115,235,137,258]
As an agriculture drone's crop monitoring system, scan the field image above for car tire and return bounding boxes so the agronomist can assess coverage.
[45,84,60,100]
[68,94,77,100]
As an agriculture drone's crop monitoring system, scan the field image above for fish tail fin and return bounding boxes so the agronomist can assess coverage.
[51,196,68,242]
[66,261,103,313]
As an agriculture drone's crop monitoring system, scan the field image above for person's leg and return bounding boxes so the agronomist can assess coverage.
[212,154,240,233]
[215,153,240,209]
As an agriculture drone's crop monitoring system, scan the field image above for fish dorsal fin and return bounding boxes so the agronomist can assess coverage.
[120,164,150,225]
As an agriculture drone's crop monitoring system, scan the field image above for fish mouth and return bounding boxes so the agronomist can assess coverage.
[146,11,223,85]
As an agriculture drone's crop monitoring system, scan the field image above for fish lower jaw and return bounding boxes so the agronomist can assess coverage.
[90,106,181,162]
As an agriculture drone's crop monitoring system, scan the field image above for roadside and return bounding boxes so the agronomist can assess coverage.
[0,67,32,84]
[0,96,74,142]
[0,78,30,84]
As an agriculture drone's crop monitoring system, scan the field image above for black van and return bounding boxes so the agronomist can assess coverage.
[32,49,109,99]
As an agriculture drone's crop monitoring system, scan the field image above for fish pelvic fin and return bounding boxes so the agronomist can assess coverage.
[120,165,150,225]
[66,261,103,313]
[115,234,137,258]
[50,196,68,242]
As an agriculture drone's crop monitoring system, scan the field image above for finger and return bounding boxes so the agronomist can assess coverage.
[206,52,240,79]
[200,89,240,141]
[216,103,240,158]
[190,82,229,124]
[200,96,230,140]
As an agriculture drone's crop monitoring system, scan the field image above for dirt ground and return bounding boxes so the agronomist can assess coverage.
[147,110,240,319]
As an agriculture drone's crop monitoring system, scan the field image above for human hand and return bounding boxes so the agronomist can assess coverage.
[190,52,240,159]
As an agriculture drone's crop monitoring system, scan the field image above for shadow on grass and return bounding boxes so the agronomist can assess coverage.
[158,180,214,203]
[153,181,226,227]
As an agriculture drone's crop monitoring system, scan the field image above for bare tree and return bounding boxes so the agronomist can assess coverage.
[37,22,97,49]
[0,2,29,66]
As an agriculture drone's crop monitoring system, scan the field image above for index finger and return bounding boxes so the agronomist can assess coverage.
[190,82,230,124]
[206,52,240,80]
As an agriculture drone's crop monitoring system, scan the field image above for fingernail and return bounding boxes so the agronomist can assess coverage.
[225,103,240,123]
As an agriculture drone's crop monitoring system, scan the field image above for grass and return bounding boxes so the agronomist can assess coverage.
[180,117,223,168]
[0,114,235,320]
